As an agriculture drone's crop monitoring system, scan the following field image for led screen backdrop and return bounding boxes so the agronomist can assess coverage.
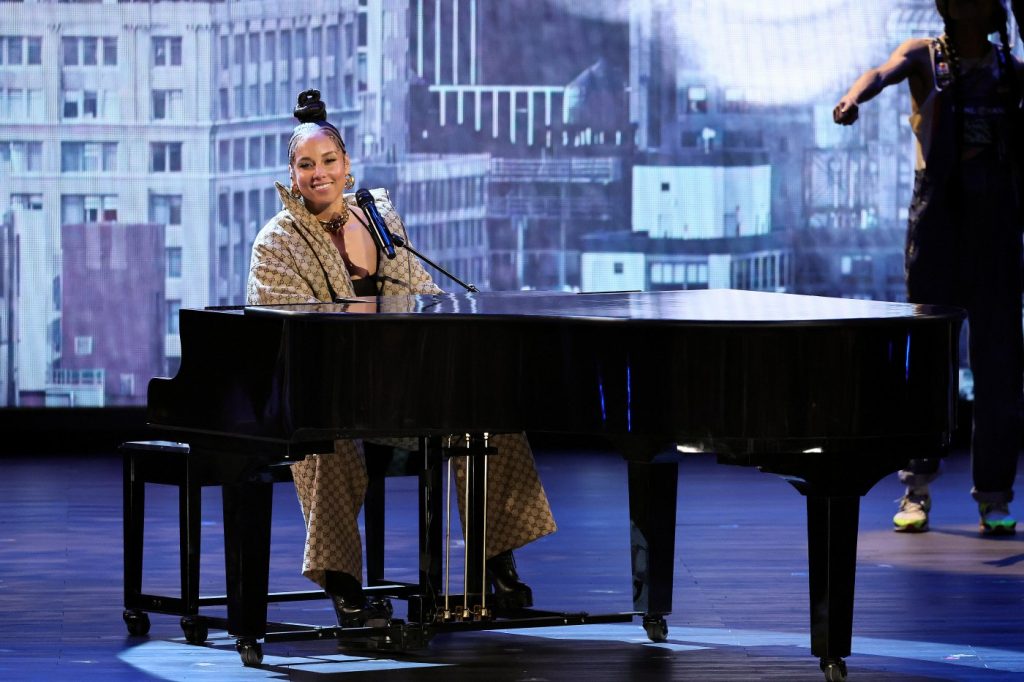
[0,0,993,407]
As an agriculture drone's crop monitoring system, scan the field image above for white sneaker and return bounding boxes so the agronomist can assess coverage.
[893,493,930,532]
[979,502,1016,536]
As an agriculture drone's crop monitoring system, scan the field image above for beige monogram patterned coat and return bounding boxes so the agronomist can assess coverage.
[247,183,557,588]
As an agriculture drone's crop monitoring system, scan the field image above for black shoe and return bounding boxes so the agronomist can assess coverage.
[325,570,393,628]
[330,594,393,628]
[486,550,533,609]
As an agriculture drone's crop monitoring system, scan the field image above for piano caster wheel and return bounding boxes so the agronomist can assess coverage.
[820,657,848,682]
[123,609,150,637]
[180,616,208,644]
[642,616,668,643]
[236,638,263,667]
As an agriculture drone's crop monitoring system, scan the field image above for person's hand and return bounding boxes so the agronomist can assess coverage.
[833,99,859,125]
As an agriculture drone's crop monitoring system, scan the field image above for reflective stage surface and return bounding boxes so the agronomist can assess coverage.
[0,447,1021,681]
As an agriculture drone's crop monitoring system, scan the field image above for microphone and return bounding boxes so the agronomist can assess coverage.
[355,188,397,260]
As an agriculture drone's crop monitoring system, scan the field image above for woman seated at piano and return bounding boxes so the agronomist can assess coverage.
[246,89,557,628]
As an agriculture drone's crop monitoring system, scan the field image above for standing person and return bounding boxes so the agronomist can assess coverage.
[834,0,1022,535]
[247,89,558,627]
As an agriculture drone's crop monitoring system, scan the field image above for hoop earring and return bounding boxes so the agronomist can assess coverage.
[290,183,302,199]
[345,173,355,190]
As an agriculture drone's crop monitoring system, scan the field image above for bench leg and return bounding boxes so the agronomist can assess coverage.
[123,453,146,608]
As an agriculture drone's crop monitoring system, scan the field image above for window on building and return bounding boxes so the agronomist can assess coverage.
[326,24,337,59]
[103,37,117,65]
[61,194,118,224]
[26,36,41,64]
[61,142,117,173]
[279,133,290,165]
[687,86,708,113]
[232,138,245,171]
[149,194,182,226]
[10,193,43,210]
[218,139,230,172]
[248,136,261,170]
[0,141,43,173]
[218,87,229,119]
[248,32,259,63]
[62,36,78,65]
[345,22,355,58]
[614,262,624,275]
[280,30,291,61]
[248,83,258,116]
[262,135,276,169]
[63,89,106,119]
[166,300,182,335]
[151,142,183,172]
[152,89,183,120]
[0,35,41,65]
[219,34,229,69]
[218,192,229,229]
[74,336,93,356]
[232,191,245,234]
[264,30,275,62]
[233,34,244,66]
[264,187,278,219]
[82,37,98,65]
[264,82,274,115]
[119,373,136,397]
[166,246,182,278]
[248,188,260,236]
[62,36,117,66]
[357,12,367,47]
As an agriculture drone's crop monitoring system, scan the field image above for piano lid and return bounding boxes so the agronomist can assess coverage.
[240,289,963,326]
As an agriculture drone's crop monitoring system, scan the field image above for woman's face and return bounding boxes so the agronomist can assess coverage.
[289,129,349,215]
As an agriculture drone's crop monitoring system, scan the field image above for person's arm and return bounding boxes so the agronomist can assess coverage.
[376,193,444,295]
[247,232,322,305]
[834,38,928,125]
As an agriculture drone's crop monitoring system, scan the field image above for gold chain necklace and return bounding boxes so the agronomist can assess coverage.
[317,201,350,235]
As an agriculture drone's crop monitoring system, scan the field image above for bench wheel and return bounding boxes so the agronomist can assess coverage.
[642,615,668,642]
[236,638,263,666]
[123,609,150,637]
[181,616,208,644]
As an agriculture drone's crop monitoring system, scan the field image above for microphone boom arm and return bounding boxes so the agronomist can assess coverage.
[390,232,479,293]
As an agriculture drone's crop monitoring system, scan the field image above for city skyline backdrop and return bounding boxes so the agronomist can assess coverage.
[0,0,994,407]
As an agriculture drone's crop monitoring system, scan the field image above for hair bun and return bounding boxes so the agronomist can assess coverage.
[294,89,327,123]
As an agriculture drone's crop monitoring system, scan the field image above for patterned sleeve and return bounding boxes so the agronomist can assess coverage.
[246,225,321,305]
[380,194,444,295]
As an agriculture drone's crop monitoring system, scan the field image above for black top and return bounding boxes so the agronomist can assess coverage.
[350,276,378,297]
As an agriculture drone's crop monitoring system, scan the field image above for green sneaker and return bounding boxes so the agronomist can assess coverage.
[893,493,930,532]
[979,502,1016,536]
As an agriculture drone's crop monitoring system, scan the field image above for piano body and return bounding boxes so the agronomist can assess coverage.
[147,289,963,680]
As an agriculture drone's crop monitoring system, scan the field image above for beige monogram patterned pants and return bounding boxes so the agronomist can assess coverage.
[291,433,557,588]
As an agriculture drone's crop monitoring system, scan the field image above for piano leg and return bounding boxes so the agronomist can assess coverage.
[221,478,274,666]
[806,494,859,682]
[627,460,678,642]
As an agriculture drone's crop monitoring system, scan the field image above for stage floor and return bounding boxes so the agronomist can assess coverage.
[0,447,1021,681]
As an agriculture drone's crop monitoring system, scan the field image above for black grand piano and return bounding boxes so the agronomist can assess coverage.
[146,289,963,681]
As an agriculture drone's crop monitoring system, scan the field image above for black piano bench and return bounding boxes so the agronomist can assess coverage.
[120,440,318,644]
[120,439,428,646]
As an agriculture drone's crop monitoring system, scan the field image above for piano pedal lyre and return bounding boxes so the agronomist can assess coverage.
[439,433,495,623]
[438,436,456,623]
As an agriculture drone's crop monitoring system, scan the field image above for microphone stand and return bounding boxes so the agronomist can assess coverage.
[389,232,479,293]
